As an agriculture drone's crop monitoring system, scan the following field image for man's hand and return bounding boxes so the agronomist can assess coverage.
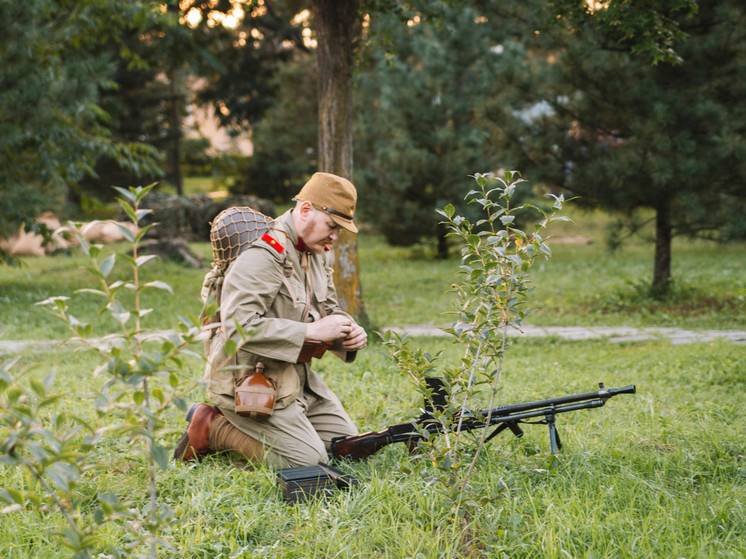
[305,315,353,343]
[342,322,367,350]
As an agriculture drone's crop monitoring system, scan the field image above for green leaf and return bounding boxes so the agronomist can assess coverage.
[107,301,130,325]
[0,488,24,505]
[117,199,137,223]
[223,339,237,356]
[114,223,135,242]
[133,391,144,405]
[151,444,169,470]
[135,254,158,267]
[29,379,45,397]
[61,527,81,550]
[112,186,136,204]
[135,182,158,204]
[500,215,515,226]
[46,463,78,492]
[134,223,157,242]
[99,254,116,279]
[78,236,91,257]
[136,208,153,222]
[144,281,173,294]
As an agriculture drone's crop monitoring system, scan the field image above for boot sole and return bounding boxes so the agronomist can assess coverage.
[173,404,199,461]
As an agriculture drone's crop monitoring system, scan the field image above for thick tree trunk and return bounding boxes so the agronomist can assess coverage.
[652,200,672,295]
[312,0,369,326]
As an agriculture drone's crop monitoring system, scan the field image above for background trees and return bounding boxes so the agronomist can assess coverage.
[3,0,745,298]
[355,1,509,257]
[0,0,161,242]
[501,0,746,293]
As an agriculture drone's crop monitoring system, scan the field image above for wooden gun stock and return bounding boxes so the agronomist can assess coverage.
[331,431,391,460]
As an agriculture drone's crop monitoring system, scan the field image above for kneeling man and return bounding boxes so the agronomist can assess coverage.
[175,172,367,467]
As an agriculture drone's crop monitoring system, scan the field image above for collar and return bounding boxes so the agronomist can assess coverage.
[275,210,298,246]
[295,236,310,253]
[277,209,313,253]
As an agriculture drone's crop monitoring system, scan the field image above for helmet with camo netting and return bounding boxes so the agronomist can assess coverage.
[210,206,274,273]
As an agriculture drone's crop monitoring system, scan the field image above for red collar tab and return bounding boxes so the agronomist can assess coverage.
[294,237,310,253]
[261,233,285,254]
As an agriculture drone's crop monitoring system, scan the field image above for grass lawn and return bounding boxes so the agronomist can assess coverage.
[1,209,744,340]
[1,210,744,557]
[1,338,744,557]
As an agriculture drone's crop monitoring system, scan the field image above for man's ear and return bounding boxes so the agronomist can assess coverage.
[297,200,315,219]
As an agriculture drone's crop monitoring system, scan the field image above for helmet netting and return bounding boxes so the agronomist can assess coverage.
[210,206,273,272]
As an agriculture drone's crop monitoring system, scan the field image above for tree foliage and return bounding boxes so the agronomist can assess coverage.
[0,0,161,241]
[193,0,310,131]
[355,1,512,256]
[501,0,746,291]
[233,51,319,202]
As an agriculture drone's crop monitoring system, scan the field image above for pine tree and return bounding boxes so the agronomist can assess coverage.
[503,0,746,293]
[355,1,509,257]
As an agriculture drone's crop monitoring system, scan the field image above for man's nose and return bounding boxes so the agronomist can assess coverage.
[329,230,338,241]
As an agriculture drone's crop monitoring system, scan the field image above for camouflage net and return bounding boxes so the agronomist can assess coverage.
[210,206,273,273]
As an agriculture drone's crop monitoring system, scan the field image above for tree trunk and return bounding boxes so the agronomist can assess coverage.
[312,0,369,326]
[652,199,672,296]
[167,66,185,197]
[437,223,449,259]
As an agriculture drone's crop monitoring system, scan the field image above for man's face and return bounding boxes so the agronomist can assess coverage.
[302,208,340,253]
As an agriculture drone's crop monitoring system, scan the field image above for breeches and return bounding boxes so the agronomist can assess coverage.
[218,388,357,468]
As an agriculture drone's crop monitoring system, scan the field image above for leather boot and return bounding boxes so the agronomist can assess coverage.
[173,403,221,461]
[208,415,264,461]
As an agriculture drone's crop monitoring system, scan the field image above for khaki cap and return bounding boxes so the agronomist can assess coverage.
[294,172,358,233]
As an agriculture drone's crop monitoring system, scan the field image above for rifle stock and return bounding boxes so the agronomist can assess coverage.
[331,431,391,460]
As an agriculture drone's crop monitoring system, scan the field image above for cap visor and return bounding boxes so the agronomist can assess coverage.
[331,215,358,234]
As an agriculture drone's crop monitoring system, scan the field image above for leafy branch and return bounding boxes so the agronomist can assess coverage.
[385,170,569,550]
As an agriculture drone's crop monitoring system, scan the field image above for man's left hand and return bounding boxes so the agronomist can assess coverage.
[342,323,367,350]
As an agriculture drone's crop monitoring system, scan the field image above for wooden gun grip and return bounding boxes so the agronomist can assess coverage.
[298,339,332,363]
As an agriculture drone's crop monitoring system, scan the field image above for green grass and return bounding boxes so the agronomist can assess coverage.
[362,231,746,330]
[2,212,744,341]
[1,213,744,557]
[160,176,228,197]
[1,338,744,557]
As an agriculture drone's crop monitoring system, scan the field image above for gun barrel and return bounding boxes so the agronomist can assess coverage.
[485,383,634,415]
[484,398,606,425]
[608,384,636,395]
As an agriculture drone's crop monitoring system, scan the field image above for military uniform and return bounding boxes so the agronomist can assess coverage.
[203,209,358,467]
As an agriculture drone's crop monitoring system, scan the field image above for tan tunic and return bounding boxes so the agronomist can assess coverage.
[202,210,357,467]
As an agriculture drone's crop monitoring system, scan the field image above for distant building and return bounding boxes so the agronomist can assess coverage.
[183,77,253,157]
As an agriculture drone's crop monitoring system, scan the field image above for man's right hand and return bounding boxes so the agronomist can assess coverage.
[305,315,353,343]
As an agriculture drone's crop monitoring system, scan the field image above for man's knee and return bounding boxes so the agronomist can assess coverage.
[265,437,329,468]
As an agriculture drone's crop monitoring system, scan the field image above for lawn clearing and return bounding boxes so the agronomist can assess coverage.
[1,228,744,341]
[1,338,744,557]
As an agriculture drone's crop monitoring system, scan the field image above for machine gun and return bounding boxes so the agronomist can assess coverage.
[331,378,636,460]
